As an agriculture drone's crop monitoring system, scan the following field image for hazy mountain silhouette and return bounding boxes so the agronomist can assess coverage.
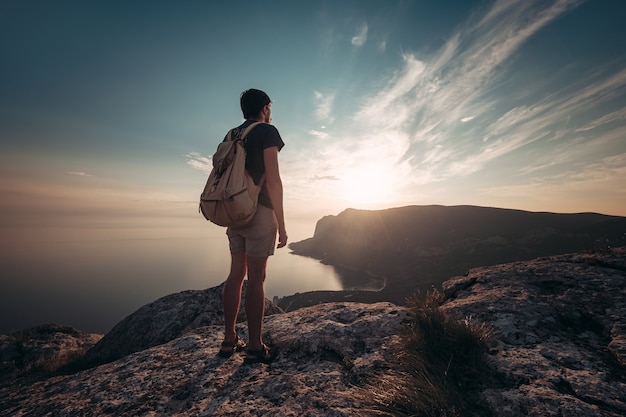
[282,205,626,309]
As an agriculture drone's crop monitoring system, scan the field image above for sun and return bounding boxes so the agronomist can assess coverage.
[336,165,396,208]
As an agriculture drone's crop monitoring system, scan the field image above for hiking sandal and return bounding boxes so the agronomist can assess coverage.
[218,335,246,358]
[243,344,277,365]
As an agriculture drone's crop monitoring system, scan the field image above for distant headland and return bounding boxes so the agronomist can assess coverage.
[280,205,626,310]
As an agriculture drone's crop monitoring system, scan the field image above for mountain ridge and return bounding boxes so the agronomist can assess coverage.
[282,205,625,310]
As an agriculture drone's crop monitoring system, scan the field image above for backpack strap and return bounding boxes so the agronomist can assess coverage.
[225,121,263,142]
[235,121,266,187]
[241,121,262,139]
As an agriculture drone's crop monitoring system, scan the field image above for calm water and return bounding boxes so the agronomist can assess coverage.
[0,232,375,334]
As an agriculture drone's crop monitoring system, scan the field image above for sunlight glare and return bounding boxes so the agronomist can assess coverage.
[337,165,396,208]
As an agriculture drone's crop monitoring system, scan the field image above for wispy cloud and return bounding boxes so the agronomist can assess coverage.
[350,0,612,184]
[313,175,339,181]
[354,53,427,128]
[575,107,626,132]
[378,39,387,53]
[313,90,335,122]
[186,152,212,174]
[480,152,626,214]
[312,0,625,211]
[0,167,192,232]
[67,171,92,177]
[185,0,623,214]
[351,23,368,46]
[309,129,330,139]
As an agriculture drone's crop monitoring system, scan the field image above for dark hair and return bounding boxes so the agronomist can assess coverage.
[240,89,271,119]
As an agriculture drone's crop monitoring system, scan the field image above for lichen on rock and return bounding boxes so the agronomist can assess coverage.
[442,247,626,416]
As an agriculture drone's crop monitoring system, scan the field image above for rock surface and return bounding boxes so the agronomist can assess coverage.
[83,282,283,367]
[0,302,408,417]
[2,248,625,416]
[442,246,626,416]
[0,324,102,386]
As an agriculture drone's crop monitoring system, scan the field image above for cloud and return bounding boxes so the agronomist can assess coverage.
[352,0,596,181]
[351,23,368,46]
[313,90,335,122]
[354,53,427,128]
[291,0,626,213]
[309,129,330,139]
[184,0,623,215]
[0,168,192,232]
[522,123,626,175]
[575,107,626,132]
[479,152,626,214]
[313,175,339,181]
[378,40,387,53]
[186,152,212,174]
[67,171,92,177]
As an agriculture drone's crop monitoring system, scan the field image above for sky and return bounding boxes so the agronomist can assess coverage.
[2,0,626,232]
[1,1,626,331]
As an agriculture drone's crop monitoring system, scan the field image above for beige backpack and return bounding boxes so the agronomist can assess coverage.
[199,122,264,227]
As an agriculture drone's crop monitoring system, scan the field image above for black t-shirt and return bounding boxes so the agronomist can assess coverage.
[230,120,284,209]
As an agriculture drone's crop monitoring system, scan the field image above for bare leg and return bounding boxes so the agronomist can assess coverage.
[245,255,268,351]
[222,251,247,345]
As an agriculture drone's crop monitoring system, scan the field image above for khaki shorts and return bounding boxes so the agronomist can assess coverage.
[226,205,278,257]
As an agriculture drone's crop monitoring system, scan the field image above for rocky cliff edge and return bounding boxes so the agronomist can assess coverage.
[1,299,408,416]
[442,247,626,416]
[1,247,625,416]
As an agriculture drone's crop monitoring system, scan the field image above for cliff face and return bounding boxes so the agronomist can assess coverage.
[289,205,626,303]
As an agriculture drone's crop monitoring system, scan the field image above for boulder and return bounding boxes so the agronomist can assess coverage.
[82,282,283,367]
[0,324,102,386]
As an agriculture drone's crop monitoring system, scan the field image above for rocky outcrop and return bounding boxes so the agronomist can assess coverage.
[0,302,408,417]
[82,282,283,367]
[442,247,626,416]
[2,247,625,416]
[0,324,102,387]
[288,205,626,306]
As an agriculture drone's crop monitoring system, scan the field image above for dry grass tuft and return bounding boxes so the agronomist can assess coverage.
[360,290,497,417]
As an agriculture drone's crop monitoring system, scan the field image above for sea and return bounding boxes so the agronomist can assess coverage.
[0,221,381,334]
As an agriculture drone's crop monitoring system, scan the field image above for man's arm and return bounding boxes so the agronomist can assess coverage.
[263,146,287,248]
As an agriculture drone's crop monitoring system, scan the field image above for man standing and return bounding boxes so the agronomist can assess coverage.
[218,89,287,364]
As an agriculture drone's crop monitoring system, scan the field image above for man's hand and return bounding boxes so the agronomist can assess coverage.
[277,229,288,249]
